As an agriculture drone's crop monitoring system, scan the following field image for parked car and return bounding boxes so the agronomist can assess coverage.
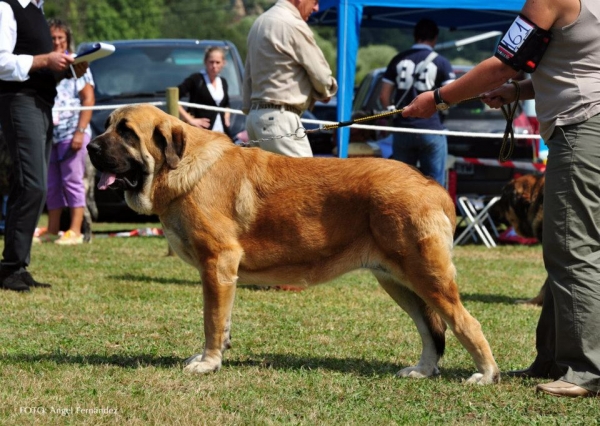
[78,39,245,220]
[352,66,537,196]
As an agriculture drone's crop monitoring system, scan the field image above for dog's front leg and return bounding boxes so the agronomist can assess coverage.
[184,251,239,374]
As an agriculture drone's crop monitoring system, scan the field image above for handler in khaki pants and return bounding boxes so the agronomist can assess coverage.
[242,0,337,158]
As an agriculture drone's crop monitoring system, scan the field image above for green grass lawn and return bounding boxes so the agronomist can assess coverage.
[0,220,597,425]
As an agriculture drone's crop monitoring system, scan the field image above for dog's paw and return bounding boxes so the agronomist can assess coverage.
[465,371,500,385]
[396,365,440,379]
[183,354,221,374]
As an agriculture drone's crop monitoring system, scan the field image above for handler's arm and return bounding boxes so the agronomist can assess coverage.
[402,0,570,119]
[289,25,337,100]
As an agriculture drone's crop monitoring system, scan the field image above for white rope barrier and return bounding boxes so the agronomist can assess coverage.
[52,100,541,140]
[178,101,541,140]
[51,101,166,112]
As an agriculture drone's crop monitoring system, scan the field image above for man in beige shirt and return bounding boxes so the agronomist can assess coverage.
[243,0,337,157]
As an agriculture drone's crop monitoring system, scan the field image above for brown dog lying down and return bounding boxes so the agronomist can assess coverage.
[496,174,545,306]
[87,104,499,384]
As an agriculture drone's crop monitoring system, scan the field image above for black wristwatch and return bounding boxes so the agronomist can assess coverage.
[433,88,450,111]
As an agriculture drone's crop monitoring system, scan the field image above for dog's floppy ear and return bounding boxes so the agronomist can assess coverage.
[154,121,186,169]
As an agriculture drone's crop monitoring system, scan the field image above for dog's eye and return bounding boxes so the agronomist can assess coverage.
[116,121,139,146]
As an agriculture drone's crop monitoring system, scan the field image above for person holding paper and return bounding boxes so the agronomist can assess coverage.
[32,18,94,246]
[0,0,86,291]
[177,46,231,136]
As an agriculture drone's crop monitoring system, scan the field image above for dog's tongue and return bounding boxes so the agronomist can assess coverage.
[98,172,117,190]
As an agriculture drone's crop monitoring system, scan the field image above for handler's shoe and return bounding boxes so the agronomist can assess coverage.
[54,230,84,246]
[0,270,30,292]
[507,366,553,379]
[20,271,51,288]
[536,380,596,398]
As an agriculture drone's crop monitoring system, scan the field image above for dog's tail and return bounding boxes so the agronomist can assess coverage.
[424,302,447,357]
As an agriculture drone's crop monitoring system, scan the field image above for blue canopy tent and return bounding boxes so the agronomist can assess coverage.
[308,0,527,158]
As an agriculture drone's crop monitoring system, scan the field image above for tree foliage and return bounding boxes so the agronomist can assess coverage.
[85,0,165,41]
[355,45,398,85]
[43,0,494,86]
[45,0,165,44]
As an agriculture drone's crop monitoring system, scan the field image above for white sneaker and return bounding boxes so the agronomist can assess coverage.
[54,230,84,246]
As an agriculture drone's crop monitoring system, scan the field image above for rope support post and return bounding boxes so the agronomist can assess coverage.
[166,87,180,119]
[165,87,179,256]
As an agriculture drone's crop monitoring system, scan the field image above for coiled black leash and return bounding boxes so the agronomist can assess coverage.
[498,81,521,162]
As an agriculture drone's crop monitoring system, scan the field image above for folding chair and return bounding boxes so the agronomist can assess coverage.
[454,195,501,248]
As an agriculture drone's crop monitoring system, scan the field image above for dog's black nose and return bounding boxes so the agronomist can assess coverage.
[87,142,100,155]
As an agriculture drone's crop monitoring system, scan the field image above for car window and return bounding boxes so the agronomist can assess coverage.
[353,69,392,113]
[353,72,375,111]
[89,46,242,100]
[312,102,337,122]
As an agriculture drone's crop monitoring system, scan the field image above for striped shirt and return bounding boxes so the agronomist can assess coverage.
[52,68,94,142]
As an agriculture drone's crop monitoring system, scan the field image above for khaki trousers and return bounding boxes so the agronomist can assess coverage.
[540,113,600,392]
[246,108,313,158]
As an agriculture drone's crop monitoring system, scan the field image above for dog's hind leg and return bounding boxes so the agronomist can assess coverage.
[404,259,500,384]
[374,272,446,379]
[374,206,499,384]
[184,248,240,374]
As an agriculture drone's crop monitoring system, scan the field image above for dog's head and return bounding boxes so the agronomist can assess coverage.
[88,104,232,216]
[87,104,186,193]
[494,174,544,239]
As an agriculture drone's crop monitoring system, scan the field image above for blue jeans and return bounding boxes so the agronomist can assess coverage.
[392,132,447,187]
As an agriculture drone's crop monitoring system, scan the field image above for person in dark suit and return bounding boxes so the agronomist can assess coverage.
[177,46,230,136]
[0,0,86,291]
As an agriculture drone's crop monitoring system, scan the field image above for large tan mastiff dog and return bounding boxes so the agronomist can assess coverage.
[87,104,499,384]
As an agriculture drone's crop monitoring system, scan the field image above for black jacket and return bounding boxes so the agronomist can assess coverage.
[0,0,56,104]
[178,72,230,135]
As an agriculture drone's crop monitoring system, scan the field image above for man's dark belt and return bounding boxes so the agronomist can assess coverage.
[250,101,302,116]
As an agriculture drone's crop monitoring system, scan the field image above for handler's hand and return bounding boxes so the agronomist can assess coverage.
[46,52,74,72]
[481,83,518,109]
[401,91,437,119]
[189,117,211,129]
[71,131,85,151]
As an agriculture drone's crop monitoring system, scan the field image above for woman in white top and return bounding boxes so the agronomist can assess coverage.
[177,47,231,136]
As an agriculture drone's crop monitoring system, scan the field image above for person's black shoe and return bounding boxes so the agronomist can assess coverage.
[0,271,30,292]
[506,367,551,379]
[19,271,51,288]
[507,358,564,379]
